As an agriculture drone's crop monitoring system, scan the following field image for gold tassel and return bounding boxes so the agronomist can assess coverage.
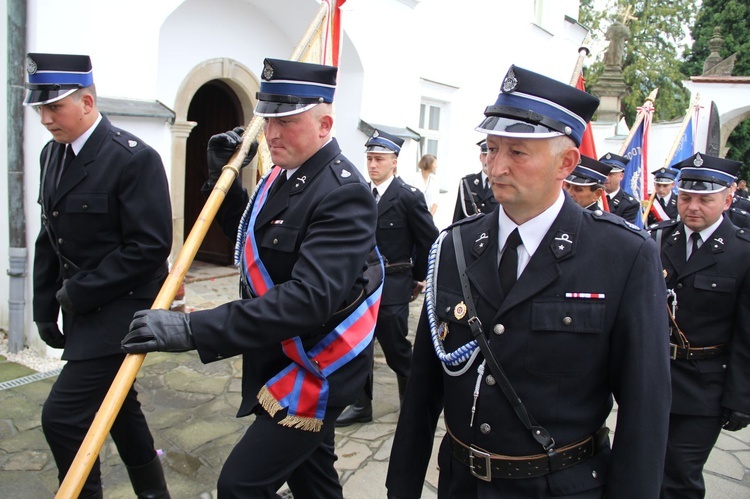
[257,386,283,417]
[278,415,323,432]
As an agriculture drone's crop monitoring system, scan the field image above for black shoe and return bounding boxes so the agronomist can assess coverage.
[336,400,373,427]
[127,454,171,499]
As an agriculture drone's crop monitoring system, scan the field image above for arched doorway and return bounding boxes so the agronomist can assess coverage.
[185,80,243,265]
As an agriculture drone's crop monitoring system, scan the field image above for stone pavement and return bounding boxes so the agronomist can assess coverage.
[0,261,748,498]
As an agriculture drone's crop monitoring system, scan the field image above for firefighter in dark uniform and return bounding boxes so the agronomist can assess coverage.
[648,153,750,499]
[26,53,171,498]
[647,167,679,226]
[728,188,750,228]
[123,58,382,498]
[563,155,613,211]
[336,129,439,426]
[599,152,641,224]
[453,140,499,222]
[386,65,671,499]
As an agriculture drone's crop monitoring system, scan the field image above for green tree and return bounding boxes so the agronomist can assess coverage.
[579,0,699,125]
[683,0,750,179]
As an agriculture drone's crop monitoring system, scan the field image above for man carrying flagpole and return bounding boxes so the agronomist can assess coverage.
[122,58,382,498]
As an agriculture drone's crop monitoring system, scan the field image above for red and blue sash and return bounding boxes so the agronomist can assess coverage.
[239,166,382,431]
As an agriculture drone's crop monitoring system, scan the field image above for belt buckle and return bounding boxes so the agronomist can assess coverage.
[469,445,492,482]
[669,343,678,360]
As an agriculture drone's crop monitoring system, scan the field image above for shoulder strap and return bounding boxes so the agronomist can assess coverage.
[462,178,479,216]
[451,225,557,453]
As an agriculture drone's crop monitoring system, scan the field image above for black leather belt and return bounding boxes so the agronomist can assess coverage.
[447,425,609,481]
[384,261,413,275]
[669,343,728,360]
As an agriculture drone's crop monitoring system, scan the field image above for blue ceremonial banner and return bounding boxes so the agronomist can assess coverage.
[672,116,695,164]
[670,115,695,191]
[621,109,652,228]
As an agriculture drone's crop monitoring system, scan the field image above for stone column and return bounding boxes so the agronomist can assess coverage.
[169,120,198,261]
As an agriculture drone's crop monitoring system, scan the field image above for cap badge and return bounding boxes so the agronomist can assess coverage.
[659,168,666,173]
[501,69,518,93]
[453,301,467,321]
[372,130,380,138]
[605,153,612,160]
[693,153,703,167]
[26,57,37,75]
[128,140,137,148]
[262,61,274,80]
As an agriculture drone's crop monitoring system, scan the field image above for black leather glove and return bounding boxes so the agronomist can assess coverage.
[122,309,195,354]
[206,127,258,186]
[55,284,76,315]
[37,322,65,349]
[721,408,750,432]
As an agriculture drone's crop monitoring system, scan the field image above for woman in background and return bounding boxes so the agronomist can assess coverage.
[417,154,439,216]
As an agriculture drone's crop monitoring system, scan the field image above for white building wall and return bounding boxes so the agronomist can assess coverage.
[3,0,608,354]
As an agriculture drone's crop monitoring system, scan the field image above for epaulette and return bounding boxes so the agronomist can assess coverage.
[587,209,648,239]
[647,219,680,233]
[329,157,360,185]
[737,227,750,243]
[443,212,486,232]
[399,181,423,197]
[112,129,146,154]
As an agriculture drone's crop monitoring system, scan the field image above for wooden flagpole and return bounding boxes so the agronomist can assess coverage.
[55,4,330,497]
[569,33,591,86]
[641,93,700,225]
[618,88,658,157]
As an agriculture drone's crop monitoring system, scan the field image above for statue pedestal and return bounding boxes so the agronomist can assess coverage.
[591,67,628,123]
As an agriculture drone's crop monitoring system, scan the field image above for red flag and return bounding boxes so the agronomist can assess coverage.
[576,74,598,160]
[322,0,347,67]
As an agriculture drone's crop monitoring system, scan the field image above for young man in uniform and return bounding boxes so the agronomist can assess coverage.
[600,152,641,224]
[648,153,750,499]
[563,155,613,211]
[386,65,671,499]
[26,53,171,498]
[122,58,381,498]
[453,140,499,222]
[647,167,679,226]
[337,129,438,426]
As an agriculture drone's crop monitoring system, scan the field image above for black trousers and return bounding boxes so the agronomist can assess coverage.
[217,405,345,498]
[661,413,723,499]
[374,302,412,379]
[41,355,157,497]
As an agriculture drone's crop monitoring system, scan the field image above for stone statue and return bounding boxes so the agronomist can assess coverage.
[604,20,630,68]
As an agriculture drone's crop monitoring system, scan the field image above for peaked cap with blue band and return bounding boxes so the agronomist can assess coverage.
[24,53,94,106]
[565,155,613,186]
[477,139,488,153]
[673,153,742,194]
[652,166,679,184]
[365,129,404,156]
[254,58,337,118]
[599,152,628,173]
[475,65,599,147]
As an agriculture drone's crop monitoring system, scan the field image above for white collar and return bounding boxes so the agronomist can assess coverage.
[371,174,395,194]
[684,216,723,245]
[497,190,565,271]
[69,113,102,155]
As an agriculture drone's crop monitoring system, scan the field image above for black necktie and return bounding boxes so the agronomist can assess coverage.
[688,232,701,261]
[499,229,522,295]
[372,187,380,203]
[659,197,667,209]
[269,170,287,197]
[484,178,489,191]
[57,145,75,188]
